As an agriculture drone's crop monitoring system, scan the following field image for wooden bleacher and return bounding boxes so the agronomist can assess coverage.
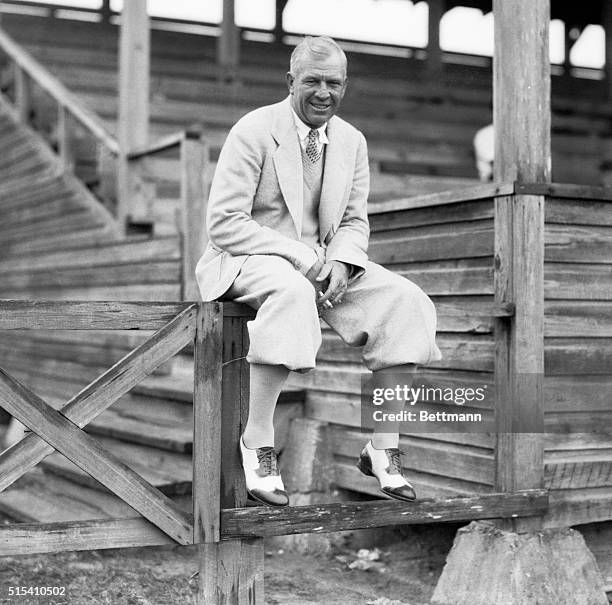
[0,15,610,597]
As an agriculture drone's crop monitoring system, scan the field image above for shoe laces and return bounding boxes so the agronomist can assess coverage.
[257,447,279,475]
[385,448,404,474]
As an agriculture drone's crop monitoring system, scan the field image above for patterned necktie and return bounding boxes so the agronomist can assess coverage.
[305,129,321,163]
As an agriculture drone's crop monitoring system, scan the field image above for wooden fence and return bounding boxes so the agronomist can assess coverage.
[0,299,548,604]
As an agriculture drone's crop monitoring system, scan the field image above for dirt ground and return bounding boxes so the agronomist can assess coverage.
[0,537,442,605]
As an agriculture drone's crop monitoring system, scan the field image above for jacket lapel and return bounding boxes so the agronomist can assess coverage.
[319,117,349,243]
[272,98,303,237]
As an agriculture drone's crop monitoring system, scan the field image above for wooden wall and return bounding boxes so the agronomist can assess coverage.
[542,188,612,526]
[289,190,498,500]
[290,185,612,528]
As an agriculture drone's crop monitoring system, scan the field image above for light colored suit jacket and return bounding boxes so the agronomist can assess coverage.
[195,96,370,301]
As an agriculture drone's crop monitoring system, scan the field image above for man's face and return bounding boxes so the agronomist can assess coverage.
[286,52,347,128]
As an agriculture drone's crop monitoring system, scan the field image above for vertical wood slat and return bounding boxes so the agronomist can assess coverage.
[493,0,548,532]
[14,64,30,124]
[57,104,74,172]
[193,302,223,544]
[180,131,207,301]
[198,313,265,605]
[117,0,150,225]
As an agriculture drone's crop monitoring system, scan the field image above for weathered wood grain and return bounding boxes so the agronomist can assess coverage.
[0,305,196,491]
[0,369,193,544]
[221,490,548,538]
[193,303,223,544]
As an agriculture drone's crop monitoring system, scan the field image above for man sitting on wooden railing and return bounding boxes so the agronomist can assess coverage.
[195,36,442,507]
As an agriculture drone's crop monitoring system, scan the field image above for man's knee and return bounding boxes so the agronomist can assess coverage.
[261,257,316,303]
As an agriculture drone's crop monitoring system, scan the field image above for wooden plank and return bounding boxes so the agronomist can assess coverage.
[0,474,136,523]
[545,224,612,263]
[193,303,223,544]
[545,301,612,337]
[0,305,197,491]
[545,198,612,227]
[0,300,194,329]
[367,183,512,215]
[0,260,181,290]
[42,442,191,496]
[0,236,181,273]
[369,223,494,263]
[0,369,194,544]
[0,517,176,556]
[198,312,264,605]
[0,284,182,301]
[221,490,548,538]
[545,263,612,300]
[368,199,494,232]
[180,133,207,300]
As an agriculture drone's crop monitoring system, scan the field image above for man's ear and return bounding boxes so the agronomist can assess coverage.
[286,71,294,94]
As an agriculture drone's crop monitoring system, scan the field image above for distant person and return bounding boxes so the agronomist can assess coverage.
[195,36,441,507]
[474,123,494,182]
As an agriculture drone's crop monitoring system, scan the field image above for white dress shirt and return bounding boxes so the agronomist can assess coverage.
[291,108,329,154]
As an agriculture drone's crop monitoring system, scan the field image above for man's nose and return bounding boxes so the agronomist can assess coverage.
[315,82,330,98]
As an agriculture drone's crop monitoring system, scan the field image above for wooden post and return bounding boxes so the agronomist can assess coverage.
[274,0,288,46]
[14,66,31,124]
[198,312,265,604]
[57,104,74,173]
[493,0,549,532]
[193,303,223,547]
[217,0,240,75]
[100,0,112,23]
[563,24,574,79]
[180,131,207,302]
[117,0,150,226]
[604,2,612,101]
[427,0,444,81]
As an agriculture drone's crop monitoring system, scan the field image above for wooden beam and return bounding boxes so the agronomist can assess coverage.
[193,303,223,544]
[0,369,193,544]
[198,313,264,604]
[180,131,207,301]
[0,490,548,556]
[493,0,550,183]
[0,306,197,492]
[118,0,150,225]
[605,2,612,101]
[0,300,195,330]
[427,0,444,80]
[274,0,289,45]
[217,0,240,73]
[493,0,549,532]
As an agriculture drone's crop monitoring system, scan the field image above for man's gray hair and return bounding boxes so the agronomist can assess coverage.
[289,36,347,76]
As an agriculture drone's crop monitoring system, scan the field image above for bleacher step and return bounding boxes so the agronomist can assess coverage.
[41,436,192,496]
[0,472,191,524]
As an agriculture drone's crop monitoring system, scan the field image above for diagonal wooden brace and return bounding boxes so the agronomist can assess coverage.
[0,368,193,545]
[0,305,197,492]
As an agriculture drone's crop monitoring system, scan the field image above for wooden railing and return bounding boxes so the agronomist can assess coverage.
[0,26,207,299]
[0,26,121,216]
[126,129,208,300]
[0,299,548,603]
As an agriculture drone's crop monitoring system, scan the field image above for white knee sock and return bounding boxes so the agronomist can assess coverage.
[242,363,290,449]
[371,364,417,450]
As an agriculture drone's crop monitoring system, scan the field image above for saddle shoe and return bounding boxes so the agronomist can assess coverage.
[357,440,417,502]
[240,436,289,507]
